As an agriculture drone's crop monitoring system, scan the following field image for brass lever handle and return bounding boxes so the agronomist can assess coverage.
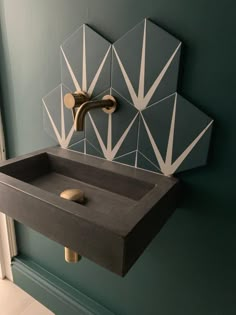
[60,188,85,263]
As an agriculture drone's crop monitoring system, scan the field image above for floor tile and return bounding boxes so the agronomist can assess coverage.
[0,279,53,315]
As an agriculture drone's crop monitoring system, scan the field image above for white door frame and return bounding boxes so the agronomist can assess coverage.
[0,215,17,280]
[0,113,17,280]
[0,221,5,279]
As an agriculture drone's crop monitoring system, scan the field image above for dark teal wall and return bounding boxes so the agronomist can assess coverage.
[1,0,235,314]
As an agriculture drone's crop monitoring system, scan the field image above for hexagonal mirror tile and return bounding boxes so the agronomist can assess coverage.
[42,84,84,150]
[85,89,139,166]
[60,24,111,98]
[138,93,213,175]
[112,19,181,111]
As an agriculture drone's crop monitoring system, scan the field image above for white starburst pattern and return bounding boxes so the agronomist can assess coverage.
[113,19,181,111]
[140,94,213,176]
[43,24,112,150]
[60,24,111,96]
[88,110,139,161]
[43,20,213,176]
[112,19,213,175]
[42,85,75,149]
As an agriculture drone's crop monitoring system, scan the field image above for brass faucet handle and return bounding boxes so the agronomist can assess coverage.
[64,91,90,109]
[60,188,85,203]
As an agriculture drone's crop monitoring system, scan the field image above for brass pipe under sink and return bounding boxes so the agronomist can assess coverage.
[60,188,85,263]
[64,248,81,263]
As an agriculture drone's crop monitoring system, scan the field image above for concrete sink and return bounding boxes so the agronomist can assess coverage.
[0,147,181,276]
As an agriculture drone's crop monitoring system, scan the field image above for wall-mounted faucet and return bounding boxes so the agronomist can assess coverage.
[64,91,117,131]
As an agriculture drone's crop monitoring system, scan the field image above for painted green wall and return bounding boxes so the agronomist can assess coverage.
[1,0,235,314]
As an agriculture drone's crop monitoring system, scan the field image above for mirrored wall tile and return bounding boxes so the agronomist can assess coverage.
[84,25,111,97]
[146,48,181,107]
[91,50,111,98]
[61,24,111,98]
[60,85,84,146]
[61,85,74,135]
[114,115,139,158]
[137,151,161,173]
[68,139,85,153]
[60,51,77,93]
[138,113,160,168]
[42,85,62,139]
[61,26,83,92]
[42,108,59,145]
[172,94,212,160]
[139,94,176,162]
[112,20,144,105]
[171,94,213,173]
[144,20,181,105]
[85,111,107,155]
[85,89,139,161]
[174,125,212,173]
[67,127,85,148]
[110,90,139,157]
[112,19,181,111]
[138,93,213,175]
[85,140,105,159]
[42,84,84,148]
[114,151,137,167]
[85,89,111,151]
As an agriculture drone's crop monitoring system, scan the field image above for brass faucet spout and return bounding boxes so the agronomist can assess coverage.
[64,92,117,131]
[74,98,116,131]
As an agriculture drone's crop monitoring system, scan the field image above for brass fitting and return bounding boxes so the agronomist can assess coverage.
[64,248,82,263]
[64,90,117,131]
[60,188,85,263]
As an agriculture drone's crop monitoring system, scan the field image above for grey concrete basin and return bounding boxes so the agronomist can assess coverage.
[0,147,181,276]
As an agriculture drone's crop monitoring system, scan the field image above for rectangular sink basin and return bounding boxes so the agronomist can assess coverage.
[0,147,181,276]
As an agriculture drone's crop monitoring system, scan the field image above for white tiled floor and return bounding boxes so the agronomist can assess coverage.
[0,279,54,315]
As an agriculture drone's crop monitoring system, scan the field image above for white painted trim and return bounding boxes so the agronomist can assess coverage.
[0,110,17,280]
[0,233,5,279]
[0,214,17,280]
[5,216,17,258]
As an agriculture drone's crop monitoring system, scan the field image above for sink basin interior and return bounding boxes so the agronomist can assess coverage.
[0,152,155,215]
